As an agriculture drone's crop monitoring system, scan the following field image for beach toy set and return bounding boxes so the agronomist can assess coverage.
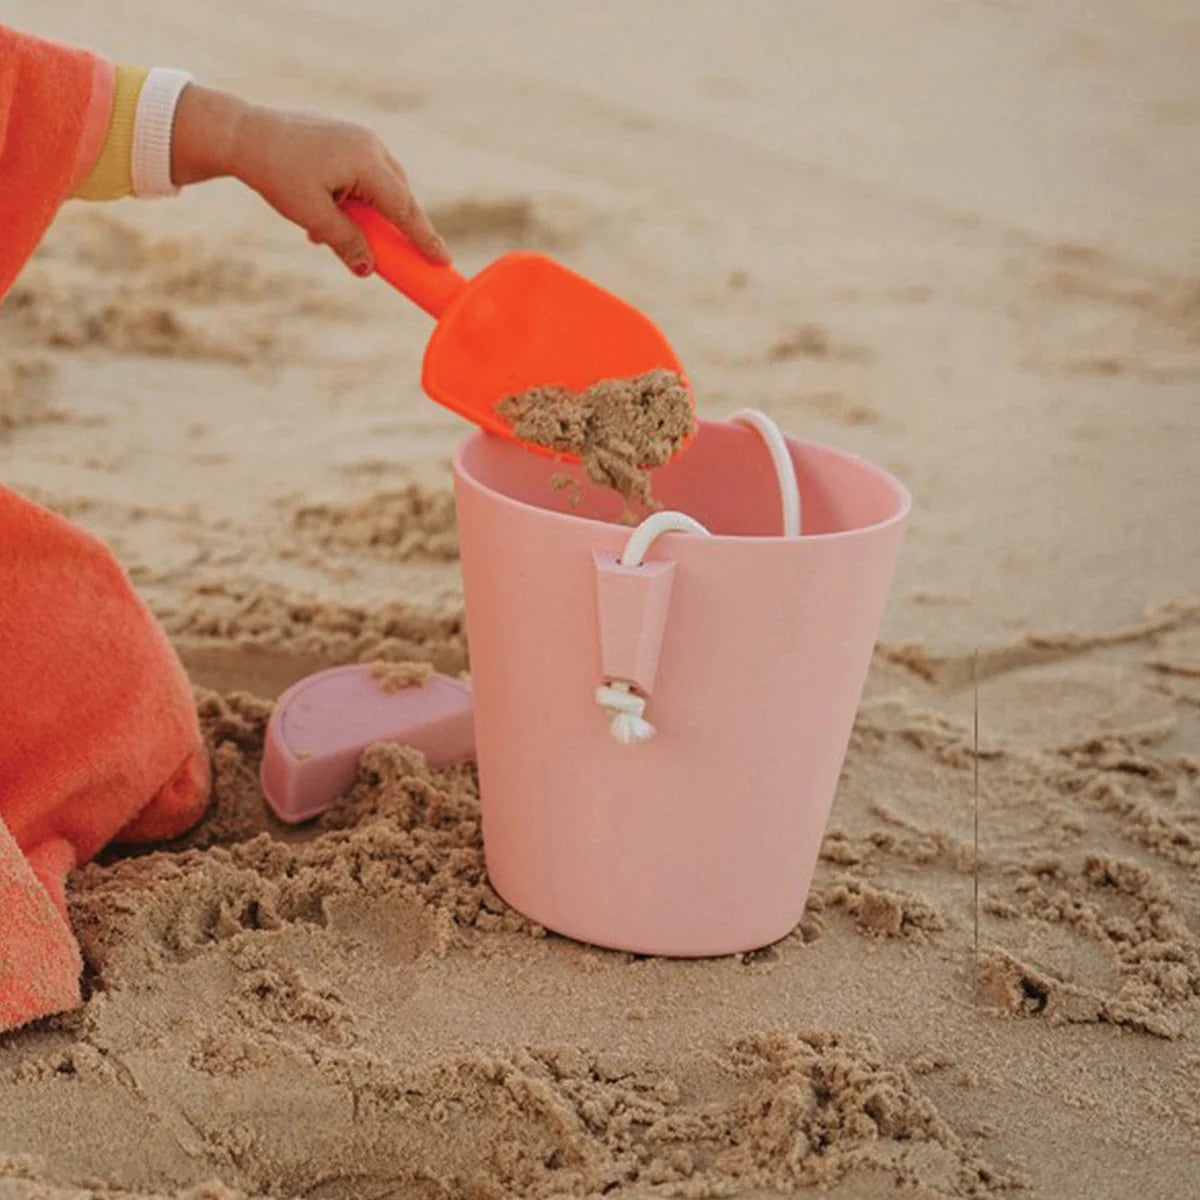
[261,205,910,957]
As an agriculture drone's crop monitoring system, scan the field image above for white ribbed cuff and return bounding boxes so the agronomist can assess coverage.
[131,68,194,198]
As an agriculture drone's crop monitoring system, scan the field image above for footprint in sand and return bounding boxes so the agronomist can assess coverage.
[980,852,1198,1039]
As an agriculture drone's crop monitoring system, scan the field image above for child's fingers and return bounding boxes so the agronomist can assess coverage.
[364,155,451,264]
[307,199,375,276]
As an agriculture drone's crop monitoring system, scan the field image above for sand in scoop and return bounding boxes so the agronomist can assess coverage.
[496,368,695,515]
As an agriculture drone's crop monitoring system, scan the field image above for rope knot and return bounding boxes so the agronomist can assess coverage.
[595,682,656,745]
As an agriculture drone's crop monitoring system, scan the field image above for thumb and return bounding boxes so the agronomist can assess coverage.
[309,201,374,276]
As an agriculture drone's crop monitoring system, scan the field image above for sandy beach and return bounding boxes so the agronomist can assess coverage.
[2,1,1199,1195]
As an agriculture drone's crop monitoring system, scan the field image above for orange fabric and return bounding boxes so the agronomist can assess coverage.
[0,489,211,1033]
[0,28,210,1034]
[0,821,81,1032]
[0,25,102,298]
[69,54,116,192]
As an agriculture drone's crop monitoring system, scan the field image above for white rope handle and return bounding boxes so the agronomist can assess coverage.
[619,511,710,568]
[596,412,800,744]
[597,511,711,743]
[730,409,802,537]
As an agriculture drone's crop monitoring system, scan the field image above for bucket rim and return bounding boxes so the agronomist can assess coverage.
[452,420,912,544]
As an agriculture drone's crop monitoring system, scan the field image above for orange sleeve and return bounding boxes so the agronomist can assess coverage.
[0,25,105,299]
[69,55,116,192]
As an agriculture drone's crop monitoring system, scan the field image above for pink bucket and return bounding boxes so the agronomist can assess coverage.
[453,415,910,956]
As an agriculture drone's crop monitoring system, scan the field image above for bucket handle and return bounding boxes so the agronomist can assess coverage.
[729,409,802,537]
[618,410,800,569]
[595,410,800,743]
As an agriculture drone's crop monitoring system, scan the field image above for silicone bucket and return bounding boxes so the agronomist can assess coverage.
[453,415,910,956]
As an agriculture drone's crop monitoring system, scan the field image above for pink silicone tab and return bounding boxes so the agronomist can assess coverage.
[593,553,677,695]
[260,665,475,823]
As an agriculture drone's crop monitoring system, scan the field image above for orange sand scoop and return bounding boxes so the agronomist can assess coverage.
[342,199,694,462]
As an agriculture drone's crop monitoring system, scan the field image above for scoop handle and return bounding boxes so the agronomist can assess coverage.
[341,198,467,318]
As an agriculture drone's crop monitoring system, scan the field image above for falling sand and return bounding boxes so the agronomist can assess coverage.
[495,368,695,514]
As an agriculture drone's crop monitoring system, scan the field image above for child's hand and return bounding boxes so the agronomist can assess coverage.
[172,85,449,275]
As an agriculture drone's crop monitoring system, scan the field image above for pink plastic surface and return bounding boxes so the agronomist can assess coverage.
[593,554,676,695]
[453,418,910,957]
[260,666,475,824]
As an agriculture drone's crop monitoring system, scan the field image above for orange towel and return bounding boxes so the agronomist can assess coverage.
[1,27,211,1032]
[0,26,103,297]
[0,487,212,1032]
[0,818,81,1032]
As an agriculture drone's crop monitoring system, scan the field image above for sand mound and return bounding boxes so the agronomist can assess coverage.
[427,195,591,249]
[0,214,358,370]
[0,358,58,435]
[9,686,1017,1200]
[2,271,277,365]
[291,483,459,563]
[162,578,468,677]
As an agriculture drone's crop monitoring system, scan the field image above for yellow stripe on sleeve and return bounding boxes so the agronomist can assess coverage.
[70,65,149,201]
